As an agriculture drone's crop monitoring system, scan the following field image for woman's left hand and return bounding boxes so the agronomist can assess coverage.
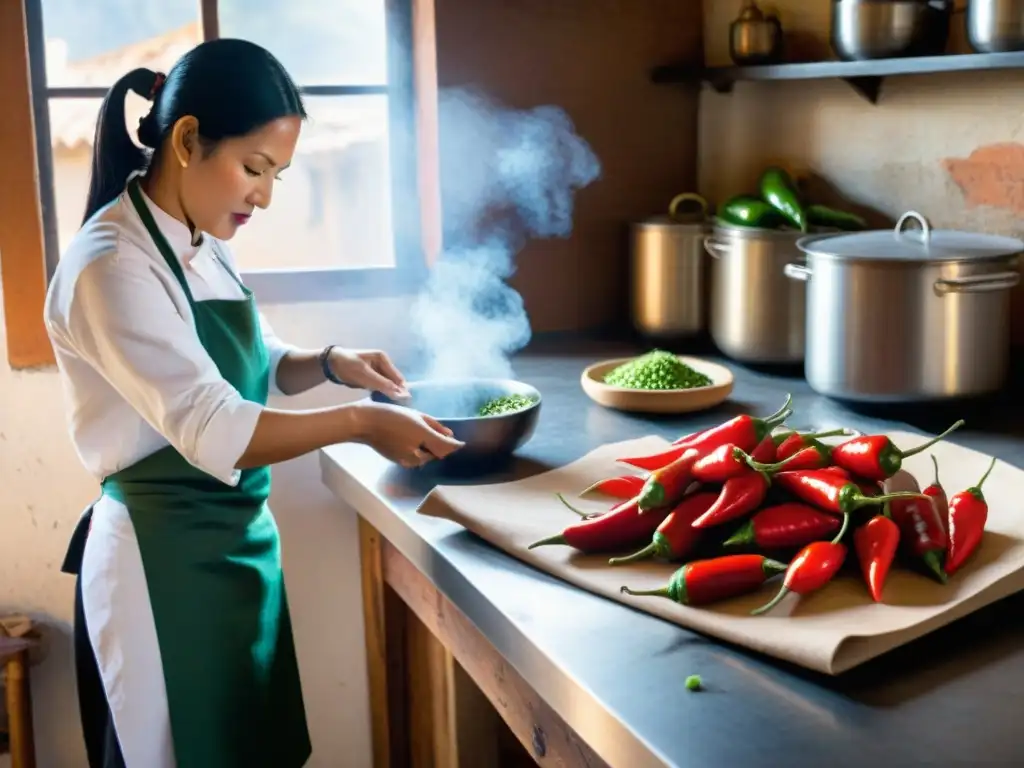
[328,348,411,400]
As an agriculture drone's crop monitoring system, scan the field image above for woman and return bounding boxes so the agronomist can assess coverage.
[44,39,463,768]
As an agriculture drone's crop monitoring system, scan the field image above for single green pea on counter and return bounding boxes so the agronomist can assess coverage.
[603,350,712,391]
[477,394,539,417]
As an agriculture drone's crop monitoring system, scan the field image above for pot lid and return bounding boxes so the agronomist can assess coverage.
[797,211,1024,262]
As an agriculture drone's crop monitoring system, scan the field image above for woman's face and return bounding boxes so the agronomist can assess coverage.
[179,116,302,240]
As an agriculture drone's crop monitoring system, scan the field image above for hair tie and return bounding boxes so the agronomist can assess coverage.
[149,72,166,101]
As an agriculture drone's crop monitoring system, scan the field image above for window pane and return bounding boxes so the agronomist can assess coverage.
[41,1,200,87]
[218,0,388,85]
[231,95,395,271]
[48,94,152,255]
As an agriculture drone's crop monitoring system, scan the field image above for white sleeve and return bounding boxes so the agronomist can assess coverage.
[258,311,300,397]
[63,250,263,485]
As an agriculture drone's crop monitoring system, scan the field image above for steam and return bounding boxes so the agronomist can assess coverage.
[409,88,601,381]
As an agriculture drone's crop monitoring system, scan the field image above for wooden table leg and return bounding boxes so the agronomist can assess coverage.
[359,517,409,768]
[4,650,35,768]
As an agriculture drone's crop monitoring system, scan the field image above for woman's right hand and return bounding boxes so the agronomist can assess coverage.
[354,401,465,468]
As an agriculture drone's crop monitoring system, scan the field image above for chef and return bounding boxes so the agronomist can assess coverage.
[43,38,463,768]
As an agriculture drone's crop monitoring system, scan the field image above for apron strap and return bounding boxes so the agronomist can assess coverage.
[126,178,198,308]
[210,241,253,298]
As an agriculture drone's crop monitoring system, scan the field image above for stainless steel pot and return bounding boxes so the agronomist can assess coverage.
[705,221,807,364]
[630,193,710,339]
[830,0,953,61]
[967,0,1024,53]
[730,0,785,65]
[785,211,1023,402]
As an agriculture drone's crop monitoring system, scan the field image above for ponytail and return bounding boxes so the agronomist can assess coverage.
[81,68,162,225]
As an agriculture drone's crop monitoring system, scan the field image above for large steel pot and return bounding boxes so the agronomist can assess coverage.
[967,0,1024,53]
[630,193,710,340]
[786,211,1022,402]
[705,220,808,364]
[830,0,953,61]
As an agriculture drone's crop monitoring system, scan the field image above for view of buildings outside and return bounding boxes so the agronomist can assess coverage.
[41,0,396,270]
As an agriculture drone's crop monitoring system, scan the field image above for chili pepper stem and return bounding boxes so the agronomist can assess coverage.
[832,512,851,545]
[750,587,791,617]
[527,534,567,549]
[971,456,997,496]
[620,585,670,598]
[740,449,806,474]
[922,549,948,584]
[555,492,596,518]
[608,542,659,566]
[764,394,794,427]
[929,454,941,488]
[900,419,966,460]
[851,490,929,511]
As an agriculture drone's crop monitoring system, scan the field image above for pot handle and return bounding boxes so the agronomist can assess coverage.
[894,210,932,244]
[669,192,709,220]
[934,271,1021,296]
[784,263,812,281]
[703,237,730,259]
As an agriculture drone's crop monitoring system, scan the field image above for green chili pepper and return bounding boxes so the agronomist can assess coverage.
[806,204,867,231]
[759,167,807,232]
[718,195,788,229]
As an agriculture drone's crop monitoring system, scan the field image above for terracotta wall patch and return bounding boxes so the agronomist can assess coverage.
[943,142,1024,215]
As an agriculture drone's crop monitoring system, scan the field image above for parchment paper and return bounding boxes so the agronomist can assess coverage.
[417,433,1024,675]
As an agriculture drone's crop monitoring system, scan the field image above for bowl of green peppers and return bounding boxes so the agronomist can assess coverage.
[580,350,734,414]
[372,378,542,464]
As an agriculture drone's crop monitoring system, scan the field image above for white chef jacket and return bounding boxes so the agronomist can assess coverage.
[45,182,298,486]
[44,182,300,768]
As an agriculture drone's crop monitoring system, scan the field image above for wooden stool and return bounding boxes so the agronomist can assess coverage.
[0,637,36,768]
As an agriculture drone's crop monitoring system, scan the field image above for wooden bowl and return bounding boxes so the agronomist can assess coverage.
[580,355,734,414]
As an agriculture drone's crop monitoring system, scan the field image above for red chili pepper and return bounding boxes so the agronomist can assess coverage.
[620,554,788,606]
[671,425,711,447]
[946,456,996,577]
[775,428,850,461]
[637,449,699,511]
[773,469,926,517]
[853,514,900,602]
[830,420,965,481]
[751,434,778,463]
[723,503,841,550]
[751,512,851,615]
[745,441,833,474]
[608,492,718,566]
[692,470,769,529]
[923,454,948,535]
[578,474,646,501]
[817,465,883,498]
[691,442,752,484]
[620,394,793,470]
[888,495,948,584]
[528,494,673,553]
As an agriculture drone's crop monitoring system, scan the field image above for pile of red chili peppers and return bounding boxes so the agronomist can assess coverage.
[530,399,996,615]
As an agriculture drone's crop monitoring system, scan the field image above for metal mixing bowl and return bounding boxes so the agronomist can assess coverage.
[371,378,542,466]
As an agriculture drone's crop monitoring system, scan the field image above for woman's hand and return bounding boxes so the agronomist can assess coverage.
[354,401,464,468]
[328,348,410,400]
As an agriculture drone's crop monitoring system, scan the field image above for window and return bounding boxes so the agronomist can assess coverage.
[27,0,424,303]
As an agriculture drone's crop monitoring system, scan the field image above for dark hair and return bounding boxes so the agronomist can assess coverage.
[82,39,306,224]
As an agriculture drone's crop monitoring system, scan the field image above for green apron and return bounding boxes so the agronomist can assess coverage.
[100,179,312,767]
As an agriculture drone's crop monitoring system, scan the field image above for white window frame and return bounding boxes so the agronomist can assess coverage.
[25,0,426,304]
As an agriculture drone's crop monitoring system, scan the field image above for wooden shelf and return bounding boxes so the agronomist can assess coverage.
[652,51,1024,104]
